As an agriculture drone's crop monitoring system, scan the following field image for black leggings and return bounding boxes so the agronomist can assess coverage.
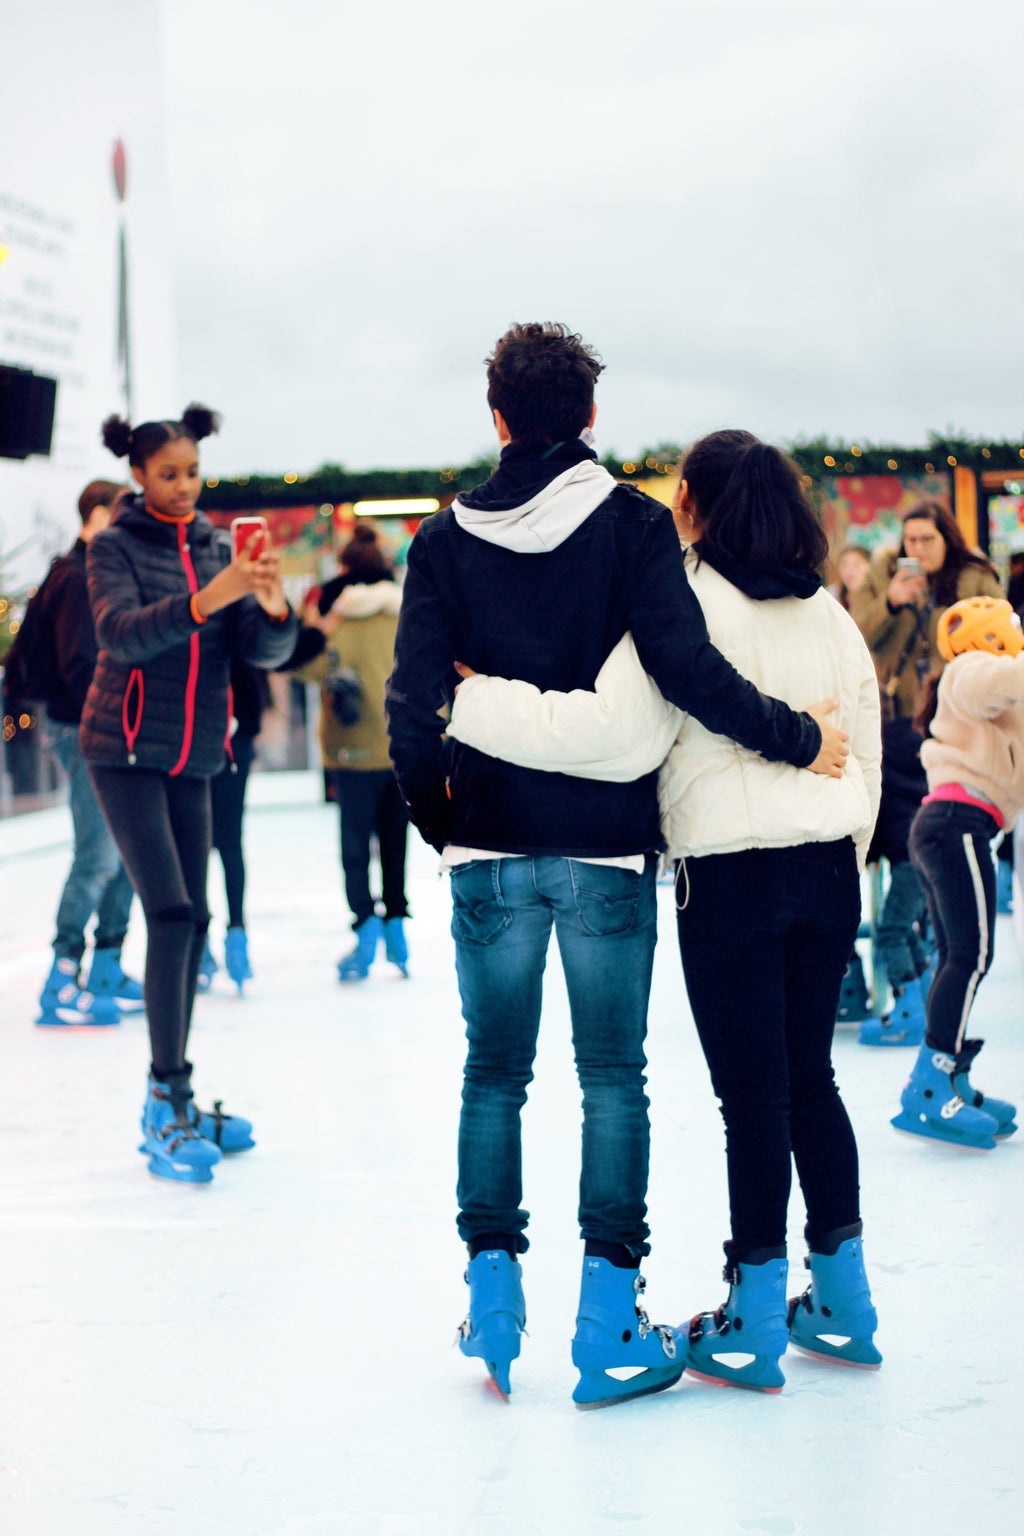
[677,840,863,1256]
[908,799,998,1055]
[90,766,211,1081]
[327,768,409,929]
[210,733,255,928]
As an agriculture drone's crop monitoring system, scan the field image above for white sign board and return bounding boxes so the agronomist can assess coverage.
[0,0,177,587]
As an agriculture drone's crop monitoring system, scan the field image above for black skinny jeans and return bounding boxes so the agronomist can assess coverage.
[908,799,998,1055]
[327,768,409,929]
[90,766,211,1081]
[210,732,255,928]
[677,839,863,1256]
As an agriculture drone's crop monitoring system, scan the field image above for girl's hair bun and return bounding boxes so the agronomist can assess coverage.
[180,403,222,441]
[101,414,133,458]
[351,523,378,544]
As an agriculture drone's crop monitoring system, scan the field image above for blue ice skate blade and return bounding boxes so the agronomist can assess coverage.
[459,1311,522,1394]
[145,1152,216,1184]
[858,1018,922,1047]
[573,1361,685,1409]
[685,1352,785,1394]
[890,1108,997,1150]
[36,1003,120,1028]
[788,1334,882,1369]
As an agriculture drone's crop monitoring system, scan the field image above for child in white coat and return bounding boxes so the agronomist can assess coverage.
[893,596,1023,1148]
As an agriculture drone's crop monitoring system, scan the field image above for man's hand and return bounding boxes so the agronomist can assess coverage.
[805,698,849,778]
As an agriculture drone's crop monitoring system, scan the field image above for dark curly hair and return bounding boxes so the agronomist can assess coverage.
[101,403,221,468]
[485,322,604,446]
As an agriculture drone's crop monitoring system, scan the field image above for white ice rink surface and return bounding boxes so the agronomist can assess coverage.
[1,771,1021,1536]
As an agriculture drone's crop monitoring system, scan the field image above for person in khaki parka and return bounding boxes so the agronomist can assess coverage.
[850,501,1002,721]
[291,525,410,979]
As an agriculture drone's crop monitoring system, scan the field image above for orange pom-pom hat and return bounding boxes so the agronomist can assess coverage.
[937,596,1024,662]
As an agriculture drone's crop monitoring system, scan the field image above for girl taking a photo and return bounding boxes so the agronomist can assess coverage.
[80,405,297,1183]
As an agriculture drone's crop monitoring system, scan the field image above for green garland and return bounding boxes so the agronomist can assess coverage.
[197,436,1024,512]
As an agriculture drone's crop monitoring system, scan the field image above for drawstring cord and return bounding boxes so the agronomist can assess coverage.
[674,857,690,912]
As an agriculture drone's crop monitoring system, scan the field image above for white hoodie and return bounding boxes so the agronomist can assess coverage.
[449,549,882,868]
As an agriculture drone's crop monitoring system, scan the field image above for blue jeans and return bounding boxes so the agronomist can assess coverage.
[48,722,135,962]
[451,856,657,1255]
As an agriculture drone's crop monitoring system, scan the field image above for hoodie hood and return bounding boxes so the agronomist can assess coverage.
[453,439,617,554]
[693,543,822,601]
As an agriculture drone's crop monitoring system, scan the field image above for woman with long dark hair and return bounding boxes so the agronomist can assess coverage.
[448,429,884,1394]
[851,501,1001,721]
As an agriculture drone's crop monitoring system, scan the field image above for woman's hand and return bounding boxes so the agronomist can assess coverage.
[804,698,849,778]
[252,544,288,618]
[195,532,287,619]
[453,661,478,693]
[886,566,927,609]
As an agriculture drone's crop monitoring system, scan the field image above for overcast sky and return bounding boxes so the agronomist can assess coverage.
[158,0,1024,478]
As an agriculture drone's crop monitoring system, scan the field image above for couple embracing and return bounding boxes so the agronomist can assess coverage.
[386,322,882,1407]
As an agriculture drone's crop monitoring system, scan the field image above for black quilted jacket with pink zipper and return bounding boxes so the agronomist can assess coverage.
[79,496,296,777]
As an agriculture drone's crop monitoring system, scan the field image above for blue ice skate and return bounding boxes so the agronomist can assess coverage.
[996,857,1014,915]
[457,1250,526,1397]
[836,951,873,1025]
[891,1044,1000,1149]
[858,983,925,1047]
[950,1038,1017,1138]
[788,1229,882,1369]
[190,1097,255,1153]
[224,926,253,993]
[383,917,409,977]
[140,1078,221,1184]
[86,947,145,1014]
[37,957,120,1027]
[572,1256,684,1409]
[686,1254,788,1394]
[196,937,218,993]
[338,915,383,982]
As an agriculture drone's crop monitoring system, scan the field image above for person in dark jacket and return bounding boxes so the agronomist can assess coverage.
[36,479,143,1027]
[385,321,848,1406]
[81,404,297,1184]
[197,656,271,994]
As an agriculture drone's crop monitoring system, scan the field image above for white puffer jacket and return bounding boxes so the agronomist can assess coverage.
[449,550,882,867]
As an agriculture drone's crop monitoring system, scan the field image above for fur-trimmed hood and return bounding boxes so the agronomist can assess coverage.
[331,581,403,620]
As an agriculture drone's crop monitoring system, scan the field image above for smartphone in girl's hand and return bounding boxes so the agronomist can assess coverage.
[231,516,268,561]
